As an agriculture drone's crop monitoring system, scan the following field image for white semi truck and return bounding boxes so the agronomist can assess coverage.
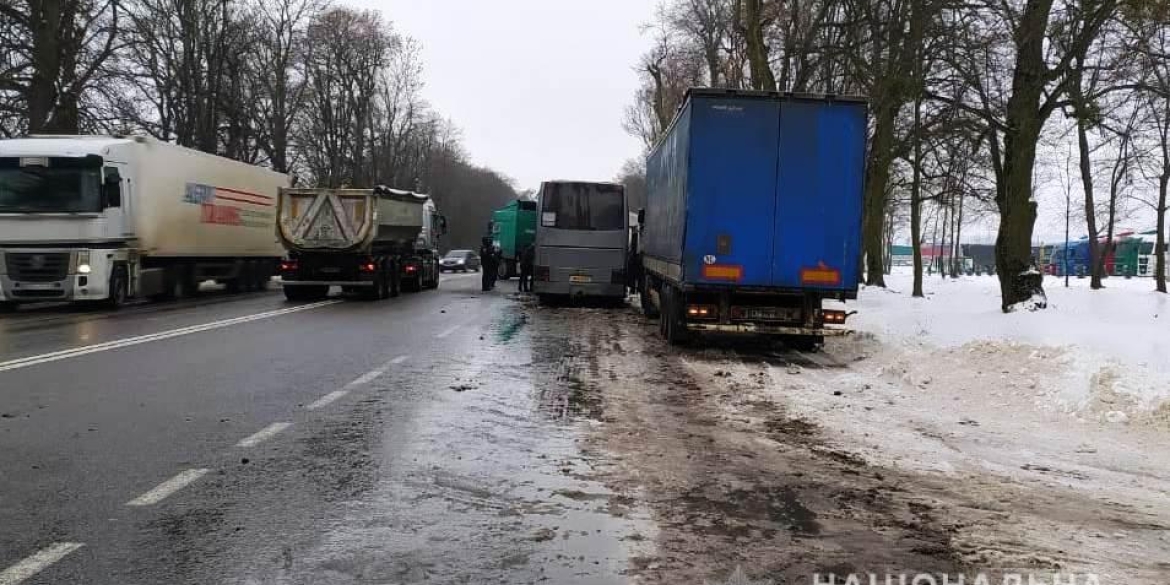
[0,135,289,310]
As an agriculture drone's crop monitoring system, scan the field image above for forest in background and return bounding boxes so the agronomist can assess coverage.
[0,0,517,249]
[621,0,1170,308]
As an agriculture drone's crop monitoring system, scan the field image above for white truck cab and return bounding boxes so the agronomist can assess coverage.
[0,137,134,307]
[0,135,287,310]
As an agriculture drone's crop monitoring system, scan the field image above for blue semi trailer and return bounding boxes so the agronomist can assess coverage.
[637,89,868,348]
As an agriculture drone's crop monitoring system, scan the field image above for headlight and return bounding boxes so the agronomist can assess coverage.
[75,250,91,274]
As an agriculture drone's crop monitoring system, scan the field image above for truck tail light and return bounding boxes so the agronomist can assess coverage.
[359,260,377,273]
[610,269,625,284]
[686,304,717,320]
[823,309,848,325]
[536,266,550,281]
[280,259,298,272]
[404,263,418,273]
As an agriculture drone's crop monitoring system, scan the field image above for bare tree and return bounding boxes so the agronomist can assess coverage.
[935,0,1120,310]
[0,0,122,134]
[250,0,325,173]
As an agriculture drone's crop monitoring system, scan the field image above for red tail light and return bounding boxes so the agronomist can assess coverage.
[405,264,418,273]
[280,259,298,272]
[359,261,377,273]
[536,266,550,281]
[823,309,849,325]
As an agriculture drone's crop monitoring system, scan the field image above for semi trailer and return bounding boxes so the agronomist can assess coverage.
[276,186,444,301]
[0,135,288,310]
[638,89,868,348]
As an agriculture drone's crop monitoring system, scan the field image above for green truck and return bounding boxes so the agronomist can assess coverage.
[491,199,538,279]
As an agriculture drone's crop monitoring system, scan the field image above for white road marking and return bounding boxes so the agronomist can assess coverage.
[235,422,293,448]
[308,354,408,411]
[345,369,385,388]
[0,301,340,374]
[0,543,85,585]
[436,325,460,339]
[306,390,349,411]
[126,469,210,506]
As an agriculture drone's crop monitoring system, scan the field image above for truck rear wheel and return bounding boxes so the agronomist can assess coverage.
[662,286,689,346]
[497,262,510,280]
[252,262,270,291]
[640,276,660,318]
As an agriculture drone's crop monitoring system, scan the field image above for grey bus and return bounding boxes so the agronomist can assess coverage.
[533,181,629,303]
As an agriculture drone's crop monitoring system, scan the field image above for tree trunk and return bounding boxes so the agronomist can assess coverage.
[862,99,899,287]
[27,0,62,134]
[994,0,1054,311]
[1157,171,1168,293]
[911,95,924,298]
[743,0,776,90]
[952,189,965,278]
[1076,115,1103,288]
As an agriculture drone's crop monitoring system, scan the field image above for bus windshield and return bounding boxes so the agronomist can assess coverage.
[541,183,625,231]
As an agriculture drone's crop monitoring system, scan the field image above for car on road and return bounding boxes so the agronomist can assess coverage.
[440,250,480,272]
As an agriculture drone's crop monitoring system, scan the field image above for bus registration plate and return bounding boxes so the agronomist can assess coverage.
[569,275,592,284]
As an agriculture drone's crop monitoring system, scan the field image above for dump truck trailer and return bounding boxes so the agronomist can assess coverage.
[0,135,288,310]
[639,89,868,348]
[276,186,444,301]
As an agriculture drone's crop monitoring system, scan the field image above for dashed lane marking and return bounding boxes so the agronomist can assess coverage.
[0,543,85,585]
[307,354,408,410]
[0,301,340,374]
[235,422,293,448]
[126,468,210,507]
[436,325,460,339]
[306,390,348,411]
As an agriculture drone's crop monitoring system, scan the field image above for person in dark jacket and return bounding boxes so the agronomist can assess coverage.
[480,237,499,291]
[519,244,536,293]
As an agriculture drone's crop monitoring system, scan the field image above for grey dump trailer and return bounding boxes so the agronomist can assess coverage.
[276,186,445,301]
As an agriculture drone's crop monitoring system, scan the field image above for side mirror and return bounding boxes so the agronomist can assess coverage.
[103,168,123,208]
[637,208,645,225]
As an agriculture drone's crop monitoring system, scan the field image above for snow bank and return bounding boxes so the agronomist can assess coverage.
[843,270,1170,425]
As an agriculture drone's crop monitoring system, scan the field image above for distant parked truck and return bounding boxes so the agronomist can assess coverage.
[491,198,538,279]
[533,181,629,303]
[638,89,868,348]
[276,186,445,301]
[0,135,288,311]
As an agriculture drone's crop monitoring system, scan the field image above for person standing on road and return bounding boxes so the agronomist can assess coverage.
[519,244,536,293]
[480,237,499,291]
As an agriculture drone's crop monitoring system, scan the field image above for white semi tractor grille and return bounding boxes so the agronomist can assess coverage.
[5,252,70,282]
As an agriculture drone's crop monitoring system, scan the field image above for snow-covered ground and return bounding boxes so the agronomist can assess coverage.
[847,270,1170,426]
[766,271,1170,581]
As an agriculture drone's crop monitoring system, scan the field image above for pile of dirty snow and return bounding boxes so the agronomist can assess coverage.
[840,270,1170,427]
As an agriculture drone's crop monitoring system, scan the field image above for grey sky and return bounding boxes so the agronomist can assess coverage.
[346,1,659,192]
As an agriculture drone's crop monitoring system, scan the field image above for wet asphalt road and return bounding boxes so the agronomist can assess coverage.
[0,273,643,584]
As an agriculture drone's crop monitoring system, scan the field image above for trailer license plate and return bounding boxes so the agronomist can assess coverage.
[745,308,783,320]
[569,275,592,284]
[319,267,340,274]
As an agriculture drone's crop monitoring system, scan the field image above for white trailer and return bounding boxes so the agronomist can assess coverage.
[0,135,289,309]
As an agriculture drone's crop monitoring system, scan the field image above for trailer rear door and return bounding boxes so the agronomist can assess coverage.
[770,99,866,291]
[685,97,780,286]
